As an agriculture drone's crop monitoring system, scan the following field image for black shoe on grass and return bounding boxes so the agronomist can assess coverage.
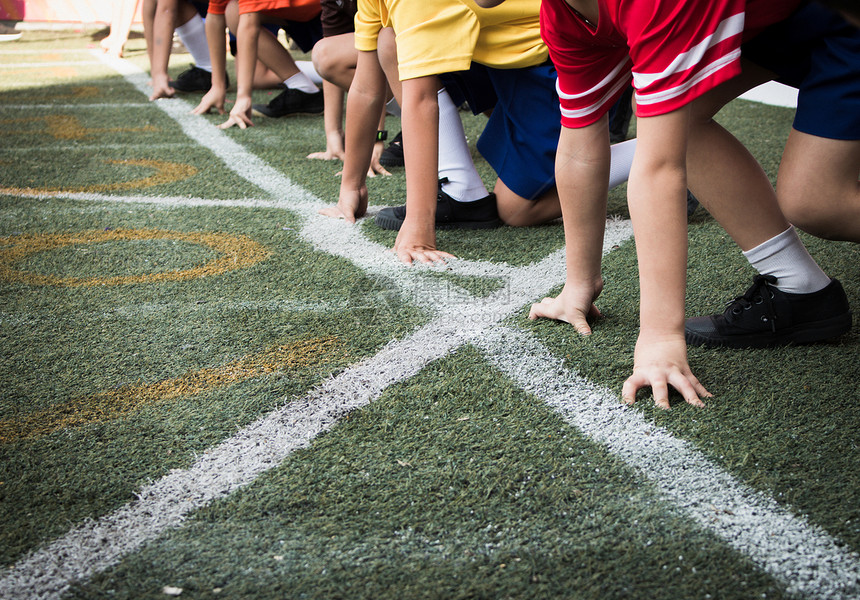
[685,275,852,348]
[375,181,501,231]
[686,189,700,217]
[252,87,324,117]
[380,131,404,167]
[0,23,21,42]
[170,65,223,92]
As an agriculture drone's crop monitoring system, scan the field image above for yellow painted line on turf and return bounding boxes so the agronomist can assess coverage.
[2,66,81,79]
[69,86,100,98]
[0,228,271,287]
[2,115,158,140]
[0,158,196,193]
[0,337,343,445]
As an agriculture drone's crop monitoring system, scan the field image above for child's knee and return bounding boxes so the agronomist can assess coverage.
[778,182,849,240]
[311,39,334,77]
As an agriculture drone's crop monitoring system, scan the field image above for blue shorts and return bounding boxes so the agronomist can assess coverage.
[743,2,860,141]
[473,64,561,201]
[190,1,208,17]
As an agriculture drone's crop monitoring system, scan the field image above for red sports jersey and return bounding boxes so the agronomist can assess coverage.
[540,0,802,128]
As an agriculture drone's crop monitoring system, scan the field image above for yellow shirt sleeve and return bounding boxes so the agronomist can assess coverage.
[354,0,386,52]
[388,0,479,79]
[355,0,547,79]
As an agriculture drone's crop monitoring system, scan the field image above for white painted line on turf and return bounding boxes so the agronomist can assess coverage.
[1,143,199,152]
[475,327,860,600]
[0,188,286,208]
[0,103,152,110]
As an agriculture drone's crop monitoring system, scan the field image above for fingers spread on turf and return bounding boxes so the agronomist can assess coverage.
[621,375,644,406]
[391,247,454,266]
[623,369,710,409]
[668,372,706,408]
[528,296,596,336]
[528,297,565,322]
[651,379,671,410]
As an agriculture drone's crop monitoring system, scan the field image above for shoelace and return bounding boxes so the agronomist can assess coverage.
[726,274,779,333]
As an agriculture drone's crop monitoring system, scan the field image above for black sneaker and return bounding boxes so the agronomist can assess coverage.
[380,131,404,167]
[0,23,21,42]
[686,189,700,217]
[375,180,502,231]
[170,65,223,92]
[251,87,324,117]
[685,275,852,348]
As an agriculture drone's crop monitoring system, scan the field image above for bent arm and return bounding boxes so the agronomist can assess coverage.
[206,12,228,93]
[392,74,455,263]
[235,11,261,105]
[529,117,610,332]
[623,106,710,408]
[150,0,179,76]
[191,12,228,114]
[627,109,689,340]
[557,118,611,292]
[399,75,441,236]
[341,49,388,192]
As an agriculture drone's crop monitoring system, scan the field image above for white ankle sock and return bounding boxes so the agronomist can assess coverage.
[175,14,212,72]
[608,138,635,189]
[437,88,488,202]
[295,60,323,85]
[743,226,831,294]
[386,97,401,117]
[284,71,320,94]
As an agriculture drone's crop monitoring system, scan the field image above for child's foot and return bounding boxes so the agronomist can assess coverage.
[685,276,852,348]
[375,184,501,231]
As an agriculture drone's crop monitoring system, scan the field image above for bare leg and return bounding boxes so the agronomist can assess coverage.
[686,66,790,250]
[778,130,860,242]
[102,0,141,57]
[252,60,286,88]
[224,3,300,81]
[495,180,562,226]
[312,32,357,92]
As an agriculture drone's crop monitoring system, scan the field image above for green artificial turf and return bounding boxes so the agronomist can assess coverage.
[71,348,787,600]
